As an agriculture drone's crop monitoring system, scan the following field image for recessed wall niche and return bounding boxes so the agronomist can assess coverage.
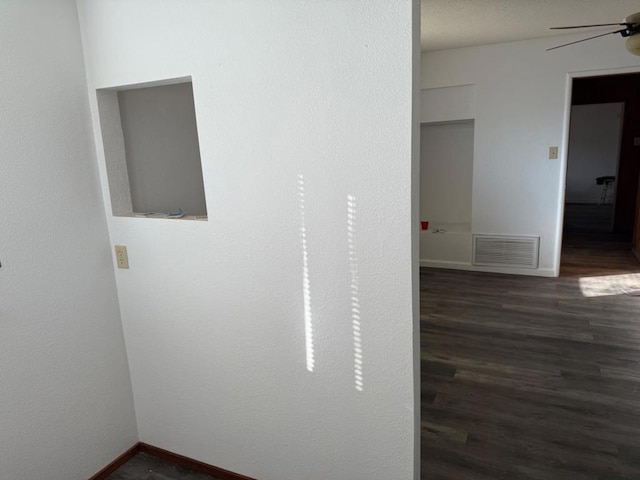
[97,77,207,219]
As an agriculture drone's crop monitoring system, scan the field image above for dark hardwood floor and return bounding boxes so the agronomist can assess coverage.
[106,452,218,480]
[421,234,640,479]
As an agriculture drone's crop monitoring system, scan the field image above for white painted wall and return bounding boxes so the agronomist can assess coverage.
[420,121,474,225]
[566,103,623,204]
[118,82,207,216]
[0,1,137,479]
[419,121,474,266]
[420,85,476,123]
[422,34,640,276]
[77,2,419,480]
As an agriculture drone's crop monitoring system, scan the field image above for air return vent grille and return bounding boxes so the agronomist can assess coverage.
[473,235,539,269]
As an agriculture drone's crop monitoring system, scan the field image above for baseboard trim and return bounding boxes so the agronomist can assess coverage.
[419,259,471,270]
[420,260,556,278]
[87,444,139,480]
[138,443,256,480]
[88,442,256,480]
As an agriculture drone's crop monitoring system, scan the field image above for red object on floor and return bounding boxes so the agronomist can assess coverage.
[421,221,429,230]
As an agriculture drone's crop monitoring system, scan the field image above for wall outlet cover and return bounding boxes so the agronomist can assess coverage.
[114,245,129,269]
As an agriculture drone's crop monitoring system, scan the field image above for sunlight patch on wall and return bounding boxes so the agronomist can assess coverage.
[347,195,364,391]
[298,174,315,372]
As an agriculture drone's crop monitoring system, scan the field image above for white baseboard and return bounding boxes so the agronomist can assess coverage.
[419,259,556,278]
[419,260,471,270]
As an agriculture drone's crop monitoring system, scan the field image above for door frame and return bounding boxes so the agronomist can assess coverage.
[555,65,640,276]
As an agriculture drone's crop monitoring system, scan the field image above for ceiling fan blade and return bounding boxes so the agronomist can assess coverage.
[550,23,628,29]
[546,28,627,51]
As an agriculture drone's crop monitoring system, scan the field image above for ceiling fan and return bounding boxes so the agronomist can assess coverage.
[547,12,640,55]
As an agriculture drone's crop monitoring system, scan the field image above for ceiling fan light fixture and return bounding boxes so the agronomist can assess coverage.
[626,35,640,56]
[625,12,640,25]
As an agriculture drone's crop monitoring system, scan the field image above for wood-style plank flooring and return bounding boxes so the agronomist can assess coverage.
[421,233,640,479]
[107,452,217,480]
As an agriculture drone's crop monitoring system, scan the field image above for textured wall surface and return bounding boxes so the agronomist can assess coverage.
[422,34,640,276]
[0,1,138,479]
[77,1,419,479]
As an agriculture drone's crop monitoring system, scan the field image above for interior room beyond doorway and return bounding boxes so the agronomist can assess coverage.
[562,73,640,276]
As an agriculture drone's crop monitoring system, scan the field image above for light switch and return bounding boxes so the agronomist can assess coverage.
[114,245,129,269]
[549,146,558,159]
[634,137,640,146]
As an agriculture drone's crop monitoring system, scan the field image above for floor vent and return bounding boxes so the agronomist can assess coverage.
[473,235,539,269]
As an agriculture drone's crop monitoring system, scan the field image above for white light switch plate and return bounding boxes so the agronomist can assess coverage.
[549,146,558,159]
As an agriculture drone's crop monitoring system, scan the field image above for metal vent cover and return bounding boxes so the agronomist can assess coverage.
[473,235,539,269]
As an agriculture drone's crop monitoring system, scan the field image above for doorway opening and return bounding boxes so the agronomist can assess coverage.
[561,73,640,276]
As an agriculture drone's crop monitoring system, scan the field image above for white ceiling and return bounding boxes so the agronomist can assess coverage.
[421,0,640,51]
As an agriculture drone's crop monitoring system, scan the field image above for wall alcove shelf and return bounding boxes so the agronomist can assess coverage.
[97,78,208,221]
